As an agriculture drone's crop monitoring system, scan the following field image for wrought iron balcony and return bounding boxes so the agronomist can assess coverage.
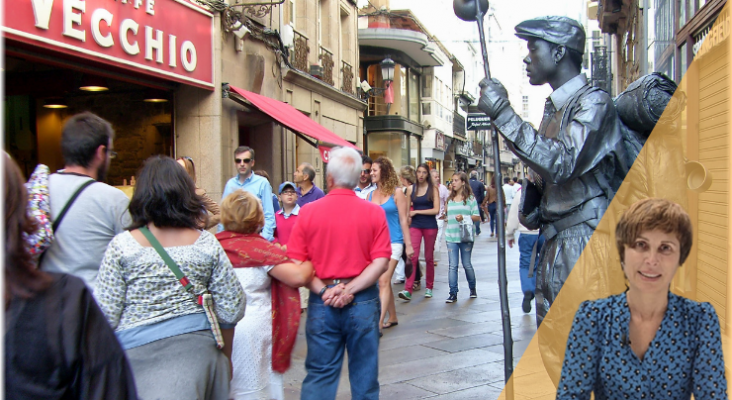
[319,47,335,86]
[290,30,309,72]
[341,61,355,95]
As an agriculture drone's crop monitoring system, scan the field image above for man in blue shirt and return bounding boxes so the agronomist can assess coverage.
[221,146,276,240]
[294,162,325,207]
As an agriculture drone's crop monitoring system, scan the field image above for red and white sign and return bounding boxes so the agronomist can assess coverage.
[318,145,332,164]
[3,0,214,89]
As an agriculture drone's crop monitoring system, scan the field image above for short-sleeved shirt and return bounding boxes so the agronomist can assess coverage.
[444,196,480,243]
[41,173,131,289]
[287,189,391,279]
[296,185,325,207]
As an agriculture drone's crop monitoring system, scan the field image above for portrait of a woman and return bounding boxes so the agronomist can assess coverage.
[556,198,727,399]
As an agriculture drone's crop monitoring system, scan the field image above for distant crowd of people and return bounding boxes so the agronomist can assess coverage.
[4,111,543,400]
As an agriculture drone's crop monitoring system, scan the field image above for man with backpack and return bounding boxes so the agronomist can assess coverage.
[40,112,132,289]
[478,16,628,325]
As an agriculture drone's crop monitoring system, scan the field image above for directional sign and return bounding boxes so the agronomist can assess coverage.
[466,114,492,131]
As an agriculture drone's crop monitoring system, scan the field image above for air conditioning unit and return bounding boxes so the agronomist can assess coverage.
[310,65,323,80]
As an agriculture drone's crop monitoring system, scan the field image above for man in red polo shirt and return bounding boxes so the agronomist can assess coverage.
[287,146,391,400]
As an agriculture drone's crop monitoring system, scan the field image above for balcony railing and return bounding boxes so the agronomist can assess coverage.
[453,112,466,138]
[290,30,309,72]
[341,61,354,95]
[319,47,335,86]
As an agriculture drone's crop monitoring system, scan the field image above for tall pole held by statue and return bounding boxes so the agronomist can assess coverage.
[453,0,513,395]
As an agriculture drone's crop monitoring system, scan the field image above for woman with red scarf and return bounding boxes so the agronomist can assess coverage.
[216,190,314,400]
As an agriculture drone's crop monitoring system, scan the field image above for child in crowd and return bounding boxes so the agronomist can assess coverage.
[273,181,300,248]
[273,181,308,309]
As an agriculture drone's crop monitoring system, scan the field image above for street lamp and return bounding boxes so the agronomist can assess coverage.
[360,55,396,100]
[380,56,395,87]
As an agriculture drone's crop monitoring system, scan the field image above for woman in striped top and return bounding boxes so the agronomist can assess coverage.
[444,172,481,303]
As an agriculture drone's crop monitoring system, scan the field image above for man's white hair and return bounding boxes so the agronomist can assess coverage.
[470,170,478,178]
[327,147,361,188]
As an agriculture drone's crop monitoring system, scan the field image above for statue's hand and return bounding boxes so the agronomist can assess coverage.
[478,78,510,119]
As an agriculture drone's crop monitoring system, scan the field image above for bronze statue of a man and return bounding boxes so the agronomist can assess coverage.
[478,16,627,325]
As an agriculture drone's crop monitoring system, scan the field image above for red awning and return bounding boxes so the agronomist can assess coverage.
[228,85,360,150]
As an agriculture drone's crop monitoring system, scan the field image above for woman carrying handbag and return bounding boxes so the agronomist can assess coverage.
[444,172,481,303]
[95,156,246,400]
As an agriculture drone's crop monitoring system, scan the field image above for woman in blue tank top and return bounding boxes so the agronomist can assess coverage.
[398,164,440,302]
[369,157,413,334]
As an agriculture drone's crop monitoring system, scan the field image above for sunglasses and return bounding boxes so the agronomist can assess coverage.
[362,169,371,174]
[107,149,117,159]
[235,158,252,164]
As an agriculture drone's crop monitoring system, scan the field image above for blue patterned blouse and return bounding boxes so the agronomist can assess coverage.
[557,292,727,400]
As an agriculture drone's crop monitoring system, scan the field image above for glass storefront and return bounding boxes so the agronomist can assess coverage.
[368,131,408,167]
[410,135,420,167]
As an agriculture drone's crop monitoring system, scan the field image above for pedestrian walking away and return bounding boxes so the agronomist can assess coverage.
[40,112,132,289]
[95,156,246,400]
[369,157,413,334]
[482,182,504,238]
[400,163,440,301]
[4,153,138,400]
[286,147,391,400]
[216,190,314,400]
[505,179,545,313]
[444,172,480,303]
[432,169,450,267]
[468,171,486,235]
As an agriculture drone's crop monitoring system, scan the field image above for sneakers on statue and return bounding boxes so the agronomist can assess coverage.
[446,293,458,303]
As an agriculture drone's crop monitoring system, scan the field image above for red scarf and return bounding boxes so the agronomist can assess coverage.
[215,231,301,373]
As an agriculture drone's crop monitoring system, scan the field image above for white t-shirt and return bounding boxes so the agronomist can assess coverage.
[502,183,516,205]
[41,173,131,289]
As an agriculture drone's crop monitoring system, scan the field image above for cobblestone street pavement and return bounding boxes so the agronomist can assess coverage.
[283,225,538,399]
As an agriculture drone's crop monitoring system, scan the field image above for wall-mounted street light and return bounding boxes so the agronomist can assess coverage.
[360,55,396,101]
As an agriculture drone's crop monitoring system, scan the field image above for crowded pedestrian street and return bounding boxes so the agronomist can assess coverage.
[283,231,534,400]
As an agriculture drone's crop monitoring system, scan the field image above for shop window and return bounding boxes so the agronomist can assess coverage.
[409,70,420,123]
[368,132,408,167]
[422,70,433,98]
[400,67,408,117]
[422,102,431,115]
[409,135,420,167]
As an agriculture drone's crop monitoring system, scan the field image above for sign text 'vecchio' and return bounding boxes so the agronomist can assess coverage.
[4,0,214,88]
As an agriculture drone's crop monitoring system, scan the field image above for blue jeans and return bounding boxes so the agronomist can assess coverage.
[487,203,497,234]
[474,220,481,235]
[446,242,477,295]
[518,233,545,294]
[301,285,380,400]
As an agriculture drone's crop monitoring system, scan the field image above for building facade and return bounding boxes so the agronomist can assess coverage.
[3,0,364,202]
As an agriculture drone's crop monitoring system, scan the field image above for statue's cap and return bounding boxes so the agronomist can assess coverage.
[514,16,586,54]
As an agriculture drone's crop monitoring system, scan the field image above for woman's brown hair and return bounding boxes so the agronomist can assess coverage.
[373,157,399,196]
[615,198,693,264]
[448,171,475,205]
[4,153,52,300]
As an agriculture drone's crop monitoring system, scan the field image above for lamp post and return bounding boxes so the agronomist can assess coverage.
[360,55,396,104]
[453,1,514,398]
